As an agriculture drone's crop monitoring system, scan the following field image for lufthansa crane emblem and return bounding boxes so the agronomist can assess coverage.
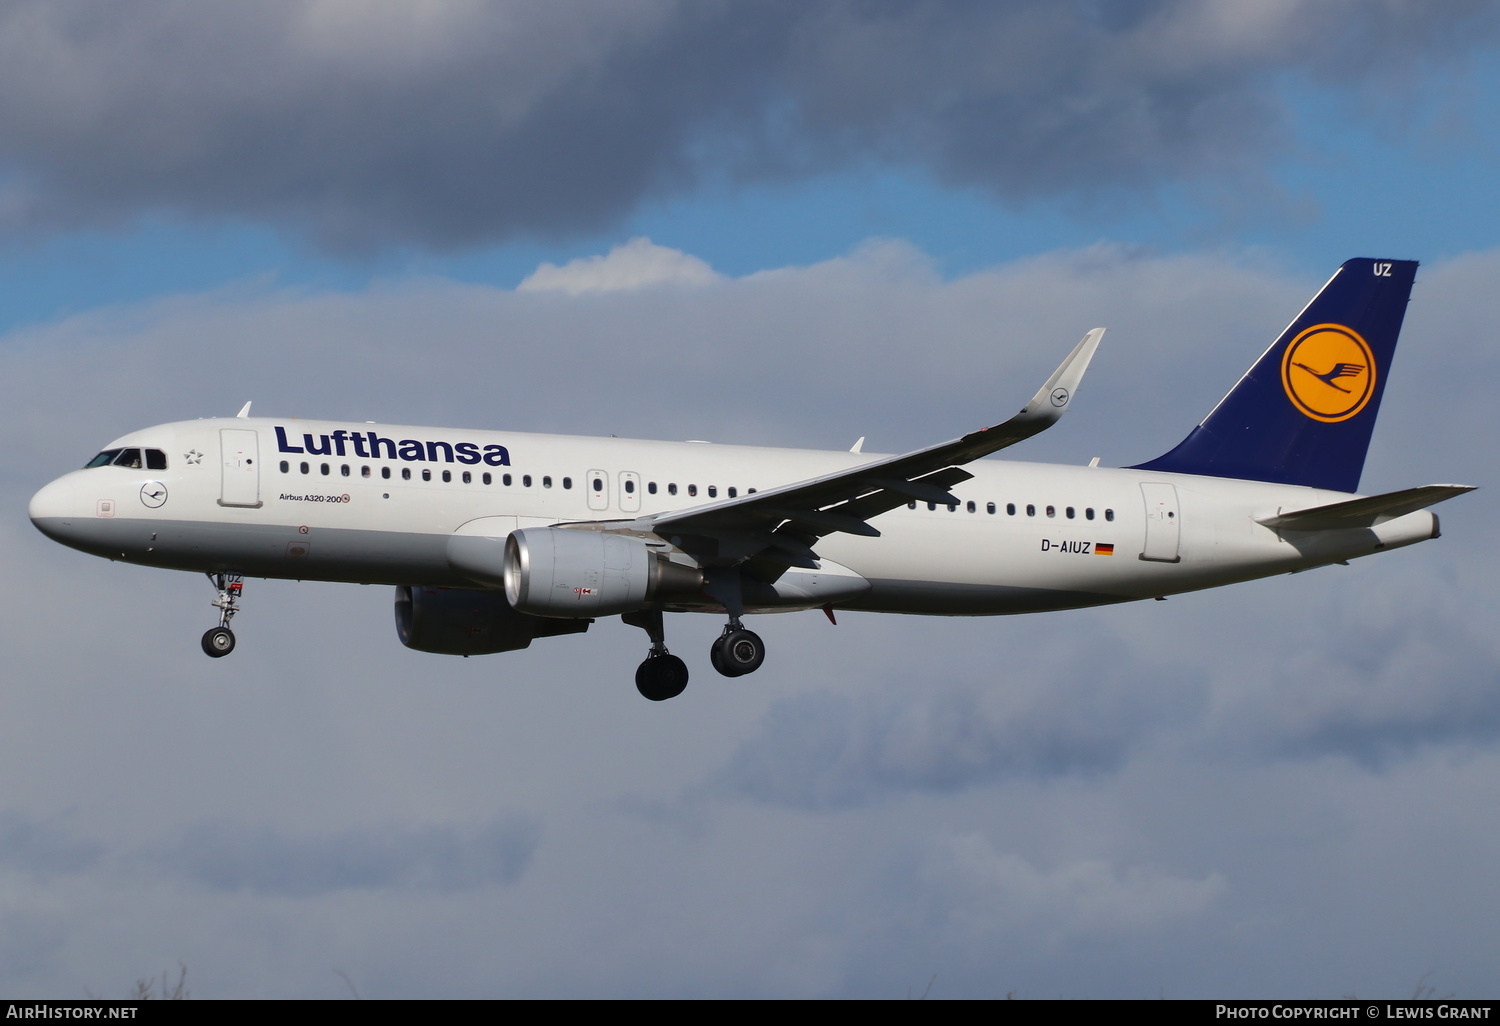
[1280,323,1376,423]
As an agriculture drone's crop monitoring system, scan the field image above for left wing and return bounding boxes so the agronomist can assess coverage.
[639,329,1105,577]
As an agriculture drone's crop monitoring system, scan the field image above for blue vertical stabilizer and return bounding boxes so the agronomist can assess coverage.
[1129,258,1417,493]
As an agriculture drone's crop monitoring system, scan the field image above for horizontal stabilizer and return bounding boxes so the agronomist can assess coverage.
[1257,484,1475,530]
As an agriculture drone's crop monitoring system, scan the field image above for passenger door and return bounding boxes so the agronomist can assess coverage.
[1139,482,1180,562]
[219,429,262,508]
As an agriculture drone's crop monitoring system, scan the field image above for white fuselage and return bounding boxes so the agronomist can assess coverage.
[29,416,1439,617]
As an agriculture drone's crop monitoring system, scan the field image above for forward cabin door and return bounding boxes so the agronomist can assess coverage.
[219,429,263,508]
[1139,482,1181,562]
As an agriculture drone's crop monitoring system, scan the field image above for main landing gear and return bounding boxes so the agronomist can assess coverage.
[710,620,765,678]
[623,608,689,701]
[624,608,767,701]
[201,573,243,658]
[701,567,765,682]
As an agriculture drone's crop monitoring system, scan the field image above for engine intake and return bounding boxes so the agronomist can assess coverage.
[500,527,702,617]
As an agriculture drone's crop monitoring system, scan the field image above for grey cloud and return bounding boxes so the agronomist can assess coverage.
[911,832,1227,946]
[710,642,1194,809]
[1201,569,1500,768]
[714,690,1125,810]
[152,815,541,896]
[0,1,1493,250]
[0,812,104,876]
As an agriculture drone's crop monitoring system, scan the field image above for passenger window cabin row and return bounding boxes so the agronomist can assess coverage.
[275,462,1114,522]
[89,452,1115,528]
[276,462,753,497]
[282,460,511,484]
[910,499,1115,522]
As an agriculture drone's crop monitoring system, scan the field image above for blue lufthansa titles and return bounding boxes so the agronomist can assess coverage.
[275,426,511,466]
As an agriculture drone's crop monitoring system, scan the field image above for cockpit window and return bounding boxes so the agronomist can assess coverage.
[83,447,166,470]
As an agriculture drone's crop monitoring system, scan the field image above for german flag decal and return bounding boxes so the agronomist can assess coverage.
[1095,543,1115,555]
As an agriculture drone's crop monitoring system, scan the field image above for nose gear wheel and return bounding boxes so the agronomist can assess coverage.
[201,626,235,657]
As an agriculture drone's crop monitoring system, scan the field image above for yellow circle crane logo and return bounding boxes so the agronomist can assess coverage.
[1280,323,1377,423]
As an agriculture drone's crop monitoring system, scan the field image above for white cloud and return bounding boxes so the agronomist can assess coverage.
[517,237,721,295]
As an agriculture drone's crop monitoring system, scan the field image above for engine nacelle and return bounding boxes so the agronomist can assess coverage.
[500,527,702,617]
[393,585,588,656]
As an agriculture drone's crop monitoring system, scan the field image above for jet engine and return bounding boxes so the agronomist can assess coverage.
[394,585,588,656]
[500,527,702,617]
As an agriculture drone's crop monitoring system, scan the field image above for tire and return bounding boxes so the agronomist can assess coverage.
[635,654,689,701]
[201,627,236,658]
[712,629,764,677]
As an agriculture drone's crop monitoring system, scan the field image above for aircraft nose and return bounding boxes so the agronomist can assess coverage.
[29,474,91,542]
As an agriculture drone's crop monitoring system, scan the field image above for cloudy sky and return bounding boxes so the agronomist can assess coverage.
[3,0,1498,999]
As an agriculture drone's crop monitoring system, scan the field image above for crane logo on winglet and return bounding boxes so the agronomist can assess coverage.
[1280,323,1377,423]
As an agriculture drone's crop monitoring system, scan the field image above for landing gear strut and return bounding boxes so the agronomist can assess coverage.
[623,608,688,701]
[710,620,765,678]
[201,572,243,658]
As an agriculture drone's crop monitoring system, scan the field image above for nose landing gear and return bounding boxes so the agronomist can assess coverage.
[201,573,243,658]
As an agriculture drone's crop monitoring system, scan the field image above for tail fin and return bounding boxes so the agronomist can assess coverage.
[1130,258,1417,493]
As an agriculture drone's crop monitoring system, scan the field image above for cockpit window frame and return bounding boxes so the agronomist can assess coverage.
[84,449,123,469]
[85,447,169,471]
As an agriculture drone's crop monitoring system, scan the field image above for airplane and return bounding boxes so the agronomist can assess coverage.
[29,258,1473,701]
